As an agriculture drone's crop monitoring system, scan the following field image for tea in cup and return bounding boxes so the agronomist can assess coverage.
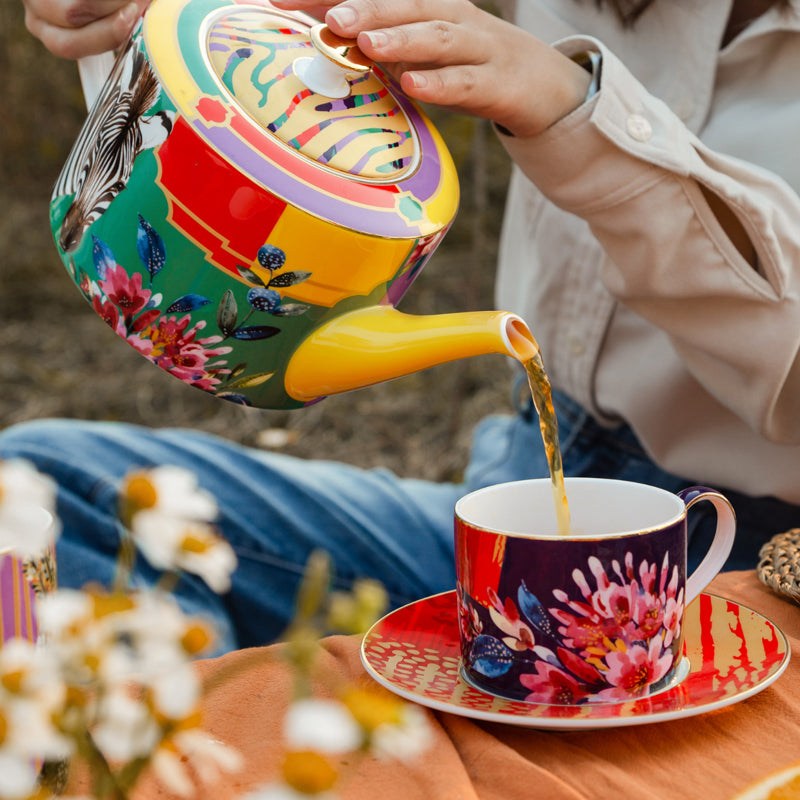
[454,478,735,704]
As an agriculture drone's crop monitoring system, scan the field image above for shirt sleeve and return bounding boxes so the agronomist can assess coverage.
[497,35,800,444]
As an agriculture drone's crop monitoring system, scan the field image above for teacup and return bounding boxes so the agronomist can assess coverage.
[0,508,57,647]
[454,478,736,705]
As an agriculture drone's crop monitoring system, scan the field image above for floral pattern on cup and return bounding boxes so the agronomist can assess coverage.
[459,551,685,705]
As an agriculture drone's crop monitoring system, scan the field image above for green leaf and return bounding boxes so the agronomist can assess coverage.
[269,270,311,288]
[226,371,275,390]
[216,290,238,336]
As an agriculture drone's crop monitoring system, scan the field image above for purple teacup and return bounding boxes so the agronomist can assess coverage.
[454,478,735,705]
[0,508,56,647]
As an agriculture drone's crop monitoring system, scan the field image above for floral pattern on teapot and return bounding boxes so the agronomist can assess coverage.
[67,216,313,404]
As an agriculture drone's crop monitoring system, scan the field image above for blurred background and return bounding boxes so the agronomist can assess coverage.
[0,0,514,483]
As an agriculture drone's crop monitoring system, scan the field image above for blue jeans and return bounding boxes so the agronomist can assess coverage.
[1,388,795,652]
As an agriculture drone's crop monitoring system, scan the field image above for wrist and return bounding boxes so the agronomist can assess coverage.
[495,49,601,138]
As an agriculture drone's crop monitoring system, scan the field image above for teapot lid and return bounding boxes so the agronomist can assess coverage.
[143,0,458,239]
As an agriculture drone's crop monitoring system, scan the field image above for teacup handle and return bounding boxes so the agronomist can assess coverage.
[679,486,736,605]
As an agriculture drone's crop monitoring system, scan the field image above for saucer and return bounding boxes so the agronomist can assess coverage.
[360,591,790,730]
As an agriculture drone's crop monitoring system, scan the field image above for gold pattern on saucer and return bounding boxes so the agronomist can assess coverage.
[361,590,789,730]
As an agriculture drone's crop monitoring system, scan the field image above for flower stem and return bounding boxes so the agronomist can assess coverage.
[114,531,137,594]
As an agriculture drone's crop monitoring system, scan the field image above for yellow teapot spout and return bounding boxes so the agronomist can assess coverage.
[283,305,538,403]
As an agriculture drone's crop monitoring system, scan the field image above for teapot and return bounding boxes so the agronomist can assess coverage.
[50,0,536,408]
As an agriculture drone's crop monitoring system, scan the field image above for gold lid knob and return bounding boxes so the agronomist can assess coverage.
[294,24,373,98]
[309,24,371,73]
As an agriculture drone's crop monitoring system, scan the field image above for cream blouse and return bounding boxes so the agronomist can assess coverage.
[496,0,800,503]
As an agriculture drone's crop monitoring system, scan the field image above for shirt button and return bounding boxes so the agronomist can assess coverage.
[626,114,652,142]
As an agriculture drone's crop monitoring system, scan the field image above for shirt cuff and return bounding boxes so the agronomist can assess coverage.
[496,35,701,215]
[493,46,602,138]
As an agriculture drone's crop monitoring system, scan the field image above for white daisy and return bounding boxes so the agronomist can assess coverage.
[150,730,243,798]
[0,750,39,800]
[91,688,161,762]
[0,638,71,761]
[130,511,237,593]
[37,587,214,693]
[284,698,363,755]
[121,466,236,592]
[149,663,200,721]
[369,703,432,762]
[0,459,59,557]
[340,686,432,762]
[121,466,218,523]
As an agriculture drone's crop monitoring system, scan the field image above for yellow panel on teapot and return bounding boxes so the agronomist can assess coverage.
[265,206,418,307]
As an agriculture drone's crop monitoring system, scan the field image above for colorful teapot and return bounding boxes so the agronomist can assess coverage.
[51,0,536,409]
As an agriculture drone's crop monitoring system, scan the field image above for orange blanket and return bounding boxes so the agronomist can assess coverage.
[80,570,800,799]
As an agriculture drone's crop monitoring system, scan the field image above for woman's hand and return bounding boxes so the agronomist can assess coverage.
[22,0,150,59]
[272,0,591,137]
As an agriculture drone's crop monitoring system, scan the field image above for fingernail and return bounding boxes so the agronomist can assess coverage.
[408,72,428,89]
[362,30,389,49]
[119,1,139,26]
[327,5,357,28]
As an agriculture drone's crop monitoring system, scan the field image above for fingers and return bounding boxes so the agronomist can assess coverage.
[269,0,338,21]
[24,0,133,28]
[318,1,511,116]
[23,0,147,59]
[325,0,472,37]
[273,0,485,70]
[270,0,344,14]
[396,62,482,104]
[355,18,481,70]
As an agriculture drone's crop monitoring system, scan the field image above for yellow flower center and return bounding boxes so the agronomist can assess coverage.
[0,709,7,746]
[150,701,203,730]
[180,532,213,554]
[1,670,24,694]
[340,687,403,732]
[123,474,158,510]
[282,751,338,795]
[66,686,90,708]
[91,591,136,619]
[181,623,212,655]
[83,653,101,674]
